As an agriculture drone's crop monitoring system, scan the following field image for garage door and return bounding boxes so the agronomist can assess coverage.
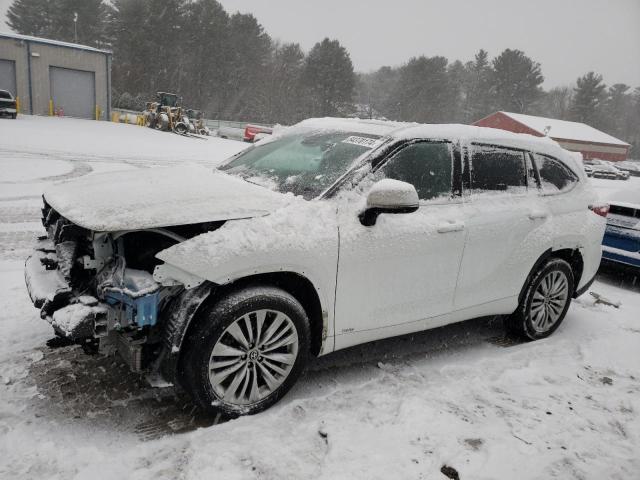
[0,59,17,96]
[50,66,95,119]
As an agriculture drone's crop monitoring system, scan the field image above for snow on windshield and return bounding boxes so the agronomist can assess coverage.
[220,130,384,199]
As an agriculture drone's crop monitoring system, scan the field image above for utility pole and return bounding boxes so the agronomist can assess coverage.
[73,12,78,43]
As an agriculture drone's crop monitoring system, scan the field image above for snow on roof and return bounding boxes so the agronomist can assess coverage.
[297,118,564,152]
[289,118,582,175]
[295,117,415,137]
[0,32,110,54]
[501,111,629,147]
[398,123,588,179]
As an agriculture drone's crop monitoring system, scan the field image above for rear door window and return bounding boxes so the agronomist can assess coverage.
[532,153,578,194]
[376,141,453,201]
[469,145,527,194]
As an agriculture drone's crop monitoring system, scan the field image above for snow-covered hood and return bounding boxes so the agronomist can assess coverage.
[44,164,288,231]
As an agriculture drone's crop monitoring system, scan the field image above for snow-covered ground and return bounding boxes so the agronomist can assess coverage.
[0,116,639,479]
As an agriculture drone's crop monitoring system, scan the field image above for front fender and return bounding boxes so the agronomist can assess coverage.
[156,201,340,342]
[159,282,214,383]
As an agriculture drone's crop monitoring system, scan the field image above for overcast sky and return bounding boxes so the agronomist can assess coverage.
[1,0,639,88]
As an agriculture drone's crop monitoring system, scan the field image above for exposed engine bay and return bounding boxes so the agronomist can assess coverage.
[25,198,222,375]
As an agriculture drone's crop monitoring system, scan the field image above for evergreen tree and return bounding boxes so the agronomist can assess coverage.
[463,49,494,122]
[265,42,306,123]
[222,12,272,121]
[570,71,606,125]
[603,83,631,140]
[6,0,57,37]
[142,0,185,93]
[355,66,399,120]
[536,86,573,120]
[447,59,467,123]
[50,0,110,46]
[181,0,229,115]
[389,56,454,123]
[302,38,355,117]
[8,0,109,46]
[109,0,155,97]
[492,49,543,113]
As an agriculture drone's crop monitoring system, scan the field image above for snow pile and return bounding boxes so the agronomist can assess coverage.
[0,115,248,168]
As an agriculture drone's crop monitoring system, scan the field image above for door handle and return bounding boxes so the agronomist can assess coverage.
[528,210,548,220]
[437,222,465,233]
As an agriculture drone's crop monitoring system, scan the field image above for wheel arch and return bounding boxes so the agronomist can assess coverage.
[519,247,584,304]
[160,271,329,385]
[209,272,327,358]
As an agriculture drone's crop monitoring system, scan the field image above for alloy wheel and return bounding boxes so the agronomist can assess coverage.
[208,309,299,405]
[530,270,569,333]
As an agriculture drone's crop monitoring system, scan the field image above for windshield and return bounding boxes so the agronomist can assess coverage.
[219,129,382,199]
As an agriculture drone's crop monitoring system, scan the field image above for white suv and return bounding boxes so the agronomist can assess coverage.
[25,118,607,416]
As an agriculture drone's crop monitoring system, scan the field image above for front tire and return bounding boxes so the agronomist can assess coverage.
[179,285,310,416]
[155,113,169,131]
[505,258,574,340]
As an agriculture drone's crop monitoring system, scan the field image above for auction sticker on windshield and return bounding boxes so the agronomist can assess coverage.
[342,136,380,149]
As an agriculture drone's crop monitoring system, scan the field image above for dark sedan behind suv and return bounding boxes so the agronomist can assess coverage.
[0,89,17,119]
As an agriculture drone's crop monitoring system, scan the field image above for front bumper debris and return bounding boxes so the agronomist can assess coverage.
[25,239,107,340]
[24,239,70,309]
[25,236,165,344]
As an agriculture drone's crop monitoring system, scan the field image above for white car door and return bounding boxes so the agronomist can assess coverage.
[333,140,467,349]
[454,144,548,312]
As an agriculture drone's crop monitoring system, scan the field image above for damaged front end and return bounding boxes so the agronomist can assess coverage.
[25,199,207,375]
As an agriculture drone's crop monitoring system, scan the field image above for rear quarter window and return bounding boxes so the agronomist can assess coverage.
[533,153,578,194]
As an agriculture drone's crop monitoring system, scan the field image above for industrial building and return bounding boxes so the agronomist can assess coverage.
[0,32,111,120]
[473,111,631,161]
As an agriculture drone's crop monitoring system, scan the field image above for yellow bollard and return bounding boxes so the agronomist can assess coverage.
[15,97,20,113]
[49,99,53,116]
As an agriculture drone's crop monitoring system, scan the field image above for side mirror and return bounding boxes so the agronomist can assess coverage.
[359,179,419,227]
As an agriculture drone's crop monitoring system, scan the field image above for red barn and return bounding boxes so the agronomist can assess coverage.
[473,111,630,161]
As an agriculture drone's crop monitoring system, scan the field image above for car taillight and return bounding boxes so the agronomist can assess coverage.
[589,204,610,218]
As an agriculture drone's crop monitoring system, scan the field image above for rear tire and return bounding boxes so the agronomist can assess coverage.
[505,258,574,340]
[174,122,188,135]
[179,285,310,417]
[11,113,17,119]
